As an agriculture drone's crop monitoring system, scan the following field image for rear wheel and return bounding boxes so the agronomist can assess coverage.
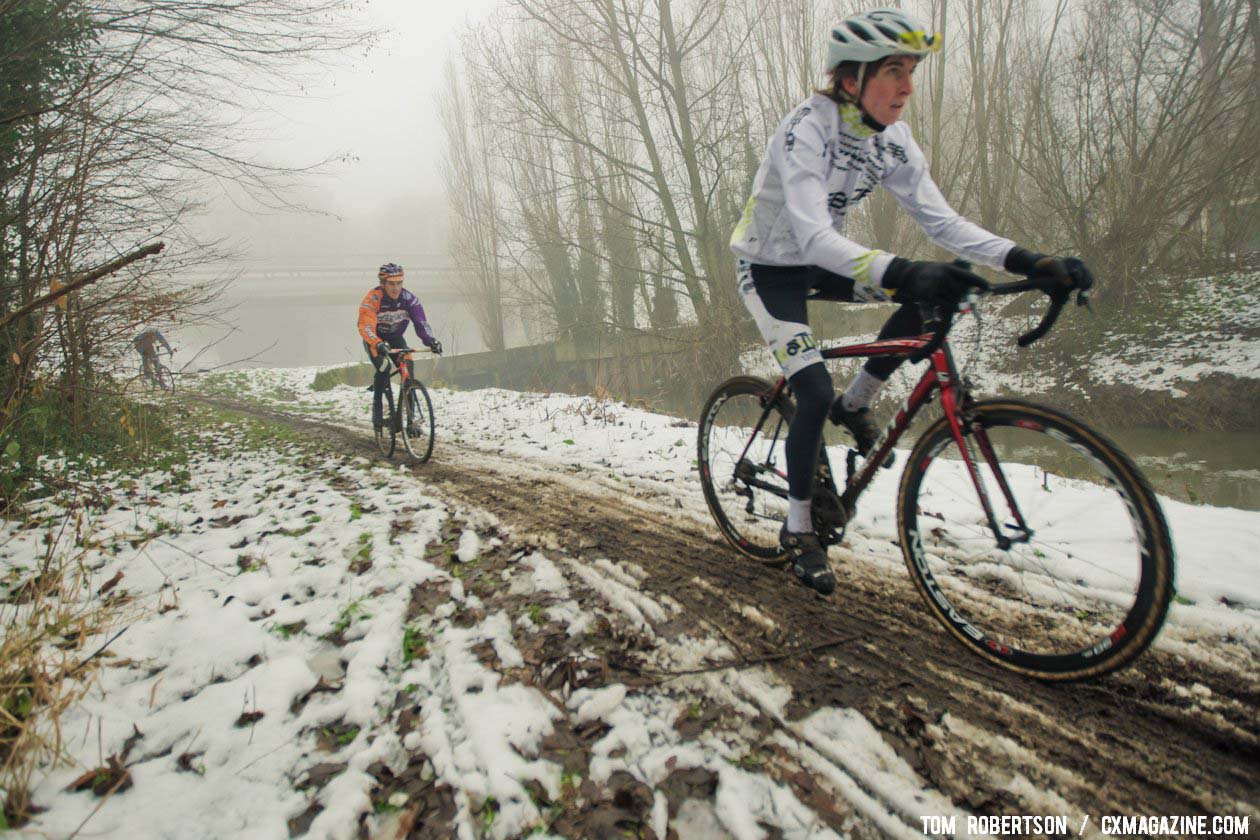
[697,376,792,563]
[897,399,1174,680]
[400,382,435,463]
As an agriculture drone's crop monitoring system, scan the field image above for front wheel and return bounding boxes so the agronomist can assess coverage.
[400,382,435,463]
[155,363,175,392]
[897,399,1174,681]
[375,384,396,458]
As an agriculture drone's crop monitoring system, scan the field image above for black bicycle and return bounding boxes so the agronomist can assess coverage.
[373,347,435,463]
[143,352,175,392]
[697,279,1174,681]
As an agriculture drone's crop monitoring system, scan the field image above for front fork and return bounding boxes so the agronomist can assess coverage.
[938,357,1031,549]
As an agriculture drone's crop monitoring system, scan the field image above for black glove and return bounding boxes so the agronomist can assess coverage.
[1005,247,1095,298]
[882,257,990,306]
[428,339,442,355]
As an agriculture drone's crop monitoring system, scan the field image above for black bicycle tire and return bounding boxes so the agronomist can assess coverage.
[156,364,174,392]
[375,382,396,458]
[897,398,1175,681]
[698,375,793,564]
[399,381,435,463]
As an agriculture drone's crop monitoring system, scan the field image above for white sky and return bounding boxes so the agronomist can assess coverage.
[196,0,500,260]
[179,0,505,365]
[285,0,501,211]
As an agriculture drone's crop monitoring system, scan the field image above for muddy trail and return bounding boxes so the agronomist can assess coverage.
[203,396,1260,829]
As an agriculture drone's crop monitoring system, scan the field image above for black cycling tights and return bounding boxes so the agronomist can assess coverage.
[745,262,924,502]
[786,364,834,500]
[784,302,923,499]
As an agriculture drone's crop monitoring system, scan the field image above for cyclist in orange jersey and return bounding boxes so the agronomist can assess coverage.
[358,263,441,429]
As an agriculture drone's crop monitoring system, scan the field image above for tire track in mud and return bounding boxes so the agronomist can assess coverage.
[201,397,1260,826]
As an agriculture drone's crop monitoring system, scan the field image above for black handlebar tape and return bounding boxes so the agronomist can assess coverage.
[1017,297,1065,347]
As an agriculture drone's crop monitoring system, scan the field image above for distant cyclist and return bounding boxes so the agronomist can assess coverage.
[357,262,442,430]
[133,327,173,386]
[730,8,1094,594]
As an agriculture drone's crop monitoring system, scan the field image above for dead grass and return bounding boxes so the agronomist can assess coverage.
[1,511,132,828]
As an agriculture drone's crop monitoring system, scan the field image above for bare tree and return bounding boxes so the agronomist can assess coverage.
[440,61,507,351]
[1,0,371,462]
[1019,0,1260,298]
[464,0,754,328]
[440,0,1258,370]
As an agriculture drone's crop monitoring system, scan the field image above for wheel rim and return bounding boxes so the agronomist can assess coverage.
[700,386,791,559]
[903,410,1165,673]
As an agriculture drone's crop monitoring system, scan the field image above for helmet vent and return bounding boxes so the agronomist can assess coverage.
[848,21,878,42]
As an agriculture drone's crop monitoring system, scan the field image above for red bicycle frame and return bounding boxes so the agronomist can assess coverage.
[761,330,1028,544]
[386,348,418,385]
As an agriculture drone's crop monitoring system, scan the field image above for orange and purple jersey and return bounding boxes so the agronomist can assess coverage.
[133,328,171,355]
[358,287,434,354]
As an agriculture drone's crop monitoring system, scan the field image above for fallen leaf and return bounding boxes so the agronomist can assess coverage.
[234,710,264,727]
[98,571,124,595]
[66,755,132,796]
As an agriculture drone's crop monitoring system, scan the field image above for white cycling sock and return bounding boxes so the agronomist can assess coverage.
[841,368,884,413]
[787,496,812,533]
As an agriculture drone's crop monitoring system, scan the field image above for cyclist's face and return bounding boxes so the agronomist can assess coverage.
[381,276,404,299]
[852,55,918,126]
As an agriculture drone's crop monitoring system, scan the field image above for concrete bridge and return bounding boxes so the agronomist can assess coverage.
[172,254,527,364]
[177,254,466,303]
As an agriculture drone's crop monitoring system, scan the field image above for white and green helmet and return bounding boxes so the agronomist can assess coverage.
[825,8,941,70]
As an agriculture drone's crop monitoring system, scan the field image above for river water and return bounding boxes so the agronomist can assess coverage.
[1107,428,1260,511]
[821,414,1255,511]
[908,425,1260,511]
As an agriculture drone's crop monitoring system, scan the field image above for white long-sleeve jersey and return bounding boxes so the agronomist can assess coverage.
[731,94,1015,300]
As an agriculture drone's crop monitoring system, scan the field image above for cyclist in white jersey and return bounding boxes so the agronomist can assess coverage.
[731,8,1095,595]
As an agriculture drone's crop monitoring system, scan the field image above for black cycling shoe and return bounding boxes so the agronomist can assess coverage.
[829,403,895,469]
[779,525,836,595]
[406,423,423,438]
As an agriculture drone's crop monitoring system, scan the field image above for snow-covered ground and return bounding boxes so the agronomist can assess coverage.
[1088,267,1260,395]
[4,368,1258,838]
[1,407,960,838]
[217,366,1260,624]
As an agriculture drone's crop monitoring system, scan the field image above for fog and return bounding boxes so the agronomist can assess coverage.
[177,189,530,370]
[174,0,505,370]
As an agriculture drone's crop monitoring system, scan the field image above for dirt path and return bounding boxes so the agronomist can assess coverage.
[204,397,1260,829]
